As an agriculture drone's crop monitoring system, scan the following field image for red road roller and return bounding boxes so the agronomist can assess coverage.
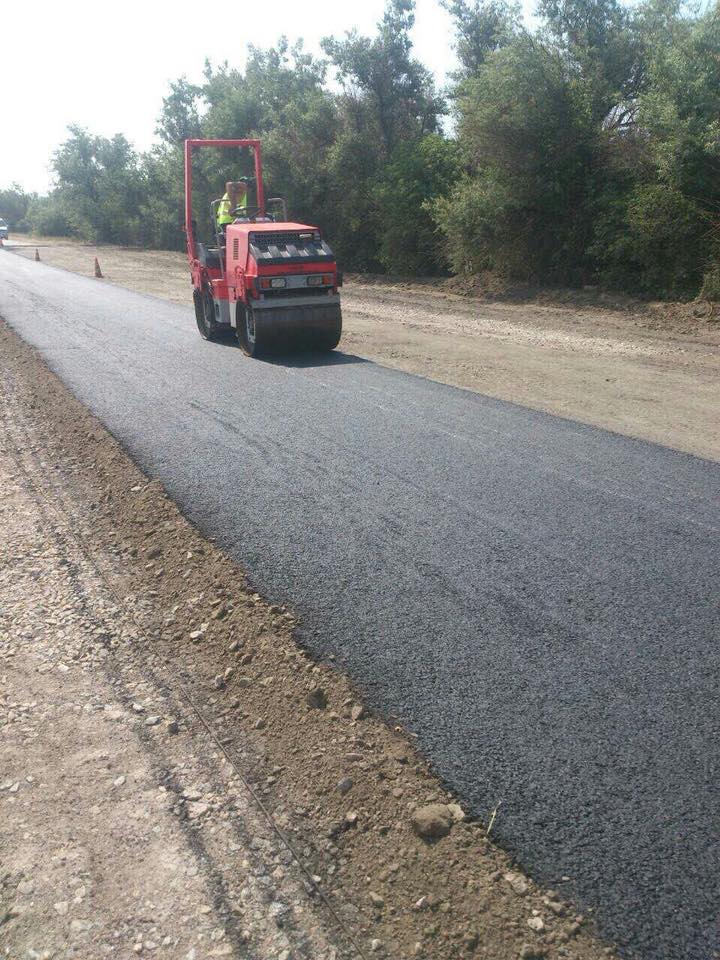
[184,138,342,356]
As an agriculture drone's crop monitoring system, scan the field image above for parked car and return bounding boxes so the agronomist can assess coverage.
[0,219,9,240]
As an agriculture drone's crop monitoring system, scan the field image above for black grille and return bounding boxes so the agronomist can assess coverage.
[249,233,335,265]
[251,231,308,247]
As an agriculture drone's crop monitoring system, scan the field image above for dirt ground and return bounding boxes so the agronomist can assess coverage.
[0,321,614,959]
[5,235,720,462]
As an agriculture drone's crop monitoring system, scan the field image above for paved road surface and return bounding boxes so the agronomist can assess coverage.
[1,251,718,960]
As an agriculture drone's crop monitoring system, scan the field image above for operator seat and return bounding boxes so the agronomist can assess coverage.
[196,242,222,271]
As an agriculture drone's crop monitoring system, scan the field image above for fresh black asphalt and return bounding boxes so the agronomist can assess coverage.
[1,252,718,959]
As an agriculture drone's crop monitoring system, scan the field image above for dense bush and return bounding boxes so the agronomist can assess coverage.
[435,36,597,282]
[434,0,720,297]
[25,195,73,237]
[0,185,33,230]
[377,135,462,274]
[5,0,719,299]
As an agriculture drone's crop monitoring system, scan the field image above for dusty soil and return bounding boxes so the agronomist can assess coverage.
[0,320,614,959]
[6,235,720,462]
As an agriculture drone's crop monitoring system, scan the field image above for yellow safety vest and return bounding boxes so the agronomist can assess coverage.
[217,191,246,227]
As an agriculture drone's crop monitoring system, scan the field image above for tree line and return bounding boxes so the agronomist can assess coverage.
[3,0,719,299]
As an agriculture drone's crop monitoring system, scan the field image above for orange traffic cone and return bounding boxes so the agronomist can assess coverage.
[94,257,103,278]
[34,248,40,261]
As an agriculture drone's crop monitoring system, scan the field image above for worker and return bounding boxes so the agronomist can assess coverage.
[216,181,248,230]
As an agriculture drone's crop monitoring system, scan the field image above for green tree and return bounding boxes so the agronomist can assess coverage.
[49,126,147,244]
[138,146,185,250]
[441,0,521,80]
[594,1,720,296]
[320,0,446,269]
[25,193,73,237]
[537,0,644,124]
[0,184,33,229]
[19,1,720,298]
[193,42,334,236]
[377,135,462,273]
[156,77,203,146]
[201,40,328,141]
[322,0,443,155]
[434,36,596,282]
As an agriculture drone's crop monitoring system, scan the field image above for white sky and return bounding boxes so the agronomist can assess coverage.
[1,0,534,194]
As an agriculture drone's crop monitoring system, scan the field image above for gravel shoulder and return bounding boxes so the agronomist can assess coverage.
[5,235,720,462]
[0,321,614,959]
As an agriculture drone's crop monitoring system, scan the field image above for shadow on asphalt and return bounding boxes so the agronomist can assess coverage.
[266,350,370,369]
[208,333,370,369]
